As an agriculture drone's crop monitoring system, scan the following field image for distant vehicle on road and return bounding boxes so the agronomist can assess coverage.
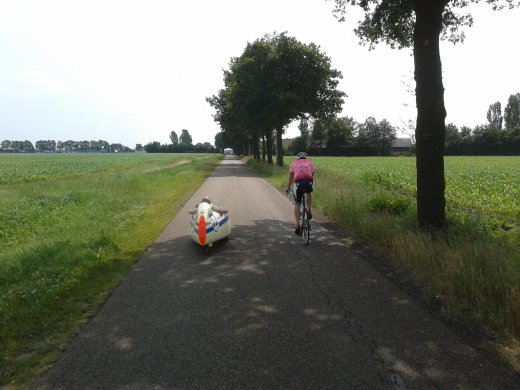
[223,148,233,155]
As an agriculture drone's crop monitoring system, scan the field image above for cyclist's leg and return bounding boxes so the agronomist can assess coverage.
[303,180,313,219]
[306,192,312,219]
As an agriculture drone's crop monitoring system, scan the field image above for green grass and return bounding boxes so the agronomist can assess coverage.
[0,153,222,388]
[247,155,520,368]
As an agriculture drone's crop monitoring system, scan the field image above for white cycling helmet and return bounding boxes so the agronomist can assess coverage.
[296,152,308,159]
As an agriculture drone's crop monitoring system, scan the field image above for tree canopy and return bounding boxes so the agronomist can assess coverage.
[208,31,345,166]
[179,129,193,145]
[170,131,178,145]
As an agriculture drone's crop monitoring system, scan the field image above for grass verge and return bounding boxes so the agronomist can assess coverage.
[0,154,222,389]
[246,157,520,370]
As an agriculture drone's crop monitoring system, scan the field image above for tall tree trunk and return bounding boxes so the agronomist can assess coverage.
[252,138,259,161]
[276,127,283,167]
[265,130,274,164]
[413,1,447,229]
[262,136,266,161]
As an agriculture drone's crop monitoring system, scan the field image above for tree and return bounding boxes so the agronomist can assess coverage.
[504,126,520,154]
[473,125,503,154]
[35,140,57,153]
[1,140,12,152]
[325,116,355,155]
[329,0,520,228]
[504,92,520,131]
[208,32,345,166]
[268,33,346,166]
[179,129,192,145]
[309,119,328,153]
[170,131,179,145]
[486,101,503,130]
[353,117,396,155]
[444,123,461,154]
[144,141,162,153]
[214,132,225,152]
[290,117,312,154]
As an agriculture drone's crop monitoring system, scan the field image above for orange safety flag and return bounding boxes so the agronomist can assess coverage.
[198,215,206,245]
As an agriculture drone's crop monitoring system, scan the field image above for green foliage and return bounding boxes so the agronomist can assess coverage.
[179,129,193,145]
[354,117,396,155]
[169,131,178,145]
[329,0,519,48]
[445,120,520,156]
[207,31,346,164]
[367,194,410,215]
[487,101,503,130]
[504,92,520,131]
[0,153,149,184]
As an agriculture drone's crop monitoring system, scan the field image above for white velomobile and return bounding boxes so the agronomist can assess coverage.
[190,200,231,252]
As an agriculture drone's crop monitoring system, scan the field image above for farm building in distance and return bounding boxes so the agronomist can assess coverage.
[391,138,414,154]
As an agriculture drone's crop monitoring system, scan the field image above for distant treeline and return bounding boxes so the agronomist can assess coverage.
[282,92,519,157]
[444,123,520,155]
[0,139,219,154]
[143,142,218,153]
[0,140,135,153]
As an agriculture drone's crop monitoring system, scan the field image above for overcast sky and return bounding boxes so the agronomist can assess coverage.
[1,0,519,147]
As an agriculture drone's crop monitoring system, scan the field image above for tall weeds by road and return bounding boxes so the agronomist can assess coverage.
[248,156,519,369]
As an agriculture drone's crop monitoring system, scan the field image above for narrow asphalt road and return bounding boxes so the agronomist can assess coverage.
[35,157,519,389]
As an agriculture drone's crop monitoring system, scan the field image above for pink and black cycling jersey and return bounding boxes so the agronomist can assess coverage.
[290,159,315,180]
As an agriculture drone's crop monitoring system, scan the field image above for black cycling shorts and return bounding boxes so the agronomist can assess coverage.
[294,179,313,203]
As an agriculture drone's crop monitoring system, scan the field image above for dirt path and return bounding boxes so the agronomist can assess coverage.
[35,157,519,389]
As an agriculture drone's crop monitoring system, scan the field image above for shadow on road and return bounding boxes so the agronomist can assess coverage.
[36,218,520,389]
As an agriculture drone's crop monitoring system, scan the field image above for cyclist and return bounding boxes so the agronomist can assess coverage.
[286,152,315,235]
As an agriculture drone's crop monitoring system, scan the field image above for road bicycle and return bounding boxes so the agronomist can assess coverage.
[287,188,311,245]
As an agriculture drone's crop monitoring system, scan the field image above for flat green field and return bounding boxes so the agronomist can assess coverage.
[0,153,222,388]
[315,156,519,232]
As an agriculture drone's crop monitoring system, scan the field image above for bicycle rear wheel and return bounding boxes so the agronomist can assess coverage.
[301,207,310,245]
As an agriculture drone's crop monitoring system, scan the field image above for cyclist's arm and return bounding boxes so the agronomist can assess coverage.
[287,172,295,191]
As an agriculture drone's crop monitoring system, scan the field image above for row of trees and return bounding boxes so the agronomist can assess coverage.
[207,31,345,167]
[144,141,217,153]
[0,139,135,153]
[486,93,520,131]
[445,123,520,155]
[288,116,398,156]
[144,129,218,153]
[444,92,520,155]
[0,129,222,154]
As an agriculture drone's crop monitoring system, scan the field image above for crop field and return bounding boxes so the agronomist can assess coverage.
[0,153,222,387]
[0,153,194,184]
[314,156,520,233]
